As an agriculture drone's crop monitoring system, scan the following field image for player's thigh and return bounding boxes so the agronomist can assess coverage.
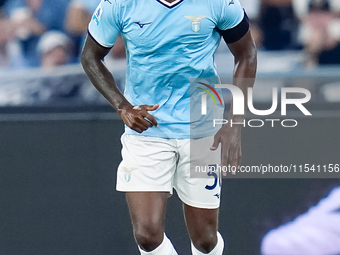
[174,136,222,209]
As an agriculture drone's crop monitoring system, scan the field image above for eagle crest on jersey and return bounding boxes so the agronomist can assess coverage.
[184,15,207,33]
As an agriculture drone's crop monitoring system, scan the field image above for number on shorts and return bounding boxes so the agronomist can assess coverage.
[205,164,221,190]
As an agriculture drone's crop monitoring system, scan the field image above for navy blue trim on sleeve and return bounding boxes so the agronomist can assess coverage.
[87,29,113,49]
[218,10,250,44]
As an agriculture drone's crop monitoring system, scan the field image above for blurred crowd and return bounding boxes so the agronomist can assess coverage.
[0,0,125,70]
[242,0,340,66]
[0,0,339,70]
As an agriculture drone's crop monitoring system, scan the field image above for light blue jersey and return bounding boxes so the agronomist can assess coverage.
[88,0,245,139]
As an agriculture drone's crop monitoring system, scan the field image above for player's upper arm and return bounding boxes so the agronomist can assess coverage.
[216,0,249,44]
[81,34,111,65]
[226,30,256,66]
[87,0,122,49]
[216,0,256,62]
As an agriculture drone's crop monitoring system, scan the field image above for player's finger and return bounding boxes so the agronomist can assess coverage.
[135,116,153,128]
[221,149,229,176]
[142,104,159,111]
[237,150,242,170]
[144,112,158,127]
[210,135,220,150]
[131,126,143,133]
[227,151,237,175]
[132,121,148,133]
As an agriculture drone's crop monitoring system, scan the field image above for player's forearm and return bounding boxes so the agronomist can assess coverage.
[229,46,257,121]
[81,50,131,111]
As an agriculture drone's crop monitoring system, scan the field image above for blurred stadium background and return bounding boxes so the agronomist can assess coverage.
[1,0,340,254]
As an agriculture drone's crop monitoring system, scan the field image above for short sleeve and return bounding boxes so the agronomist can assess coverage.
[88,0,122,48]
[217,0,244,31]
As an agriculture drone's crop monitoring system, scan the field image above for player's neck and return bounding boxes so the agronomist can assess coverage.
[163,0,177,3]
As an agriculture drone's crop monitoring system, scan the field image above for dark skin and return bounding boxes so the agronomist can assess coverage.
[212,30,257,174]
[81,37,159,133]
[81,29,256,253]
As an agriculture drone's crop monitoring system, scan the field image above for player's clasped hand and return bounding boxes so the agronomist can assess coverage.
[118,104,159,133]
[210,124,242,176]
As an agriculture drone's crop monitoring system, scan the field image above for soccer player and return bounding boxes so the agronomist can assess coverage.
[81,0,257,254]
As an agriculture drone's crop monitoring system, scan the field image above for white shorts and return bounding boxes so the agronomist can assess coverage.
[116,134,222,209]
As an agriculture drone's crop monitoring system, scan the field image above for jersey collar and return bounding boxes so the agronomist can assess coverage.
[156,0,184,9]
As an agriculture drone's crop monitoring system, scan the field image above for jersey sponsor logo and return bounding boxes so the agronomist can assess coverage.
[93,5,103,25]
[133,21,152,28]
[184,15,207,33]
[228,0,234,5]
